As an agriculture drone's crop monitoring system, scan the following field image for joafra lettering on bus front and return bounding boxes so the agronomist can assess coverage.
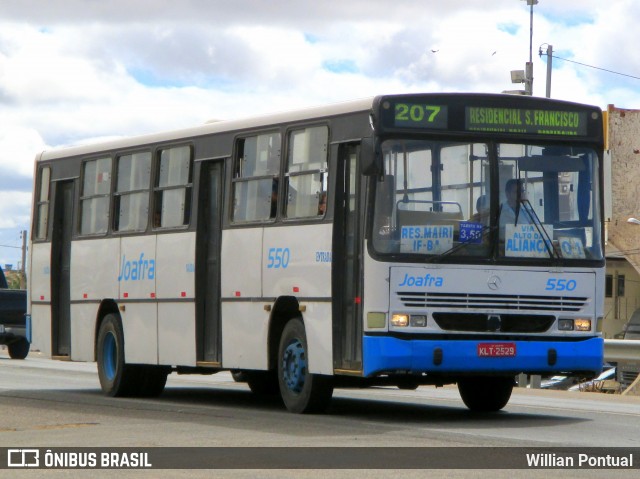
[118,253,155,281]
[505,224,554,258]
[397,273,444,288]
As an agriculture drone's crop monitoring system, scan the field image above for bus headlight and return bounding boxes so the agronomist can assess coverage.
[391,314,427,327]
[574,319,592,331]
[410,315,427,327]
[391,314,409,327]
[558,319,574,331]
[558,318,592,331]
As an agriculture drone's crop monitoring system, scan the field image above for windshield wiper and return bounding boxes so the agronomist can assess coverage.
[517,199,560,260]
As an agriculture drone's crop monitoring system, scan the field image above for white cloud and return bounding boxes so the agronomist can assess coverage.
[0,126,44,176]
[0,191,31,228]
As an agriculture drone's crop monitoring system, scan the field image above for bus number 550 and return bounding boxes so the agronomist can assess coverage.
[267,247,290,269]
[545,278,577,291]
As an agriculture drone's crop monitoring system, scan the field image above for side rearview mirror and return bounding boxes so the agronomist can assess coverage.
[360,137,382,176]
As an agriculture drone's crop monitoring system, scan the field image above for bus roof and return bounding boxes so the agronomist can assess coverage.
[36,92,602,163]
[37,96,375,162]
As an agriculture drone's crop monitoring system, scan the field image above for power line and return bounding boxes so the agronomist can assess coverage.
[540,49,640,81]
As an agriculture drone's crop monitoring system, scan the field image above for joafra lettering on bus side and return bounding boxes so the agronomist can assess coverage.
[118,253,156,281]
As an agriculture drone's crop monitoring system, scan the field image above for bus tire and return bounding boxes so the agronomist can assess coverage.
[245,370,280,395]
[8,338,30,360]
[135,365,170,397]
[96,313,138,397]
[277,318,333,413]
[397,383,419,390]
[457,376,514,412]
[230,370,247,382]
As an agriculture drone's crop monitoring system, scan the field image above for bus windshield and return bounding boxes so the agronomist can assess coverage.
[371,139,603,262]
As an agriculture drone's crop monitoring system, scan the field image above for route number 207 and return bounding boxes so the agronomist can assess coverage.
[545,278,577,291]
[395,103,441,123]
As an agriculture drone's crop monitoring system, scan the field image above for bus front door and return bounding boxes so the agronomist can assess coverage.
[51,180,73,357]
[196,161,224,364]
[332,144,363,372]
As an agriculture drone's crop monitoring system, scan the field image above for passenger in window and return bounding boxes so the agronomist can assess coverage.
[317,191,327,215]
[471,194,489,224]
[499,179,531,226]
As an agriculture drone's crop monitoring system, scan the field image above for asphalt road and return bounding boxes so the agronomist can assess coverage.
[1,348,639,478]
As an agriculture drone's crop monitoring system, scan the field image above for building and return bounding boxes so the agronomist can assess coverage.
[604,105,640,339]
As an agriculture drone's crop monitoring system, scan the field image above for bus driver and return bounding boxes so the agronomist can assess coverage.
[499,179,532,227]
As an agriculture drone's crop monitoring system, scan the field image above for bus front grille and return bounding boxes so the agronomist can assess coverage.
[432,313,555,333]
[396,292,588,312]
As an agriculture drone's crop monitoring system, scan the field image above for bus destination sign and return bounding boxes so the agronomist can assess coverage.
[465,107,588,136]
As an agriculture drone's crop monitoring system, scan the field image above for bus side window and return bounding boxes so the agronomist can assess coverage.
[80,157,112,235]
[285,125,329,219]
[154,145,193,228]
[232,132,281,222]
[114,151,151,233]
[35,166,51,240]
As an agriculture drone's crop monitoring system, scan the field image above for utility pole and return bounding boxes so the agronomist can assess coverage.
[525,62,533,96]
[524,0,538,95]
[20,230,27,289]
[545,44,553,98]
[508,1,539,96]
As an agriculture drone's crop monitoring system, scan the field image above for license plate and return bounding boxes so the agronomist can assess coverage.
[477,342,516,357]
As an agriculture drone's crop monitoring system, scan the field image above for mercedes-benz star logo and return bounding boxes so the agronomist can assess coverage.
[487,275,501,291]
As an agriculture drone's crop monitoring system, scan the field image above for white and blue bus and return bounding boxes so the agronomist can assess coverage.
[28,93,605,413]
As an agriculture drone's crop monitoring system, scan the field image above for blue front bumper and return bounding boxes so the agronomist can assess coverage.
[363,335,604,377]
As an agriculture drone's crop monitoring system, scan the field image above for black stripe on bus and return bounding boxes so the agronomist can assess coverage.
[221,297,332,303]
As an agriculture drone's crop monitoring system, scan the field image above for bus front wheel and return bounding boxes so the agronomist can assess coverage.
[135,365,169,397]
[277,318,333,413]
[457,376,514,412]
[96,313,138,397]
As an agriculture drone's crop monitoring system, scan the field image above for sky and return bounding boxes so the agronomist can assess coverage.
[1,0,640,267]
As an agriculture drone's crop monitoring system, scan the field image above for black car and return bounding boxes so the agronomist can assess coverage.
[0,266,29,359]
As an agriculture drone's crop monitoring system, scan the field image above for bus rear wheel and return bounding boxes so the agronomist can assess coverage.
[457,376,514,412]
[277,318,333,413]
[97,315,169,397]
[246,370,280,395]
[96,313,138,397]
